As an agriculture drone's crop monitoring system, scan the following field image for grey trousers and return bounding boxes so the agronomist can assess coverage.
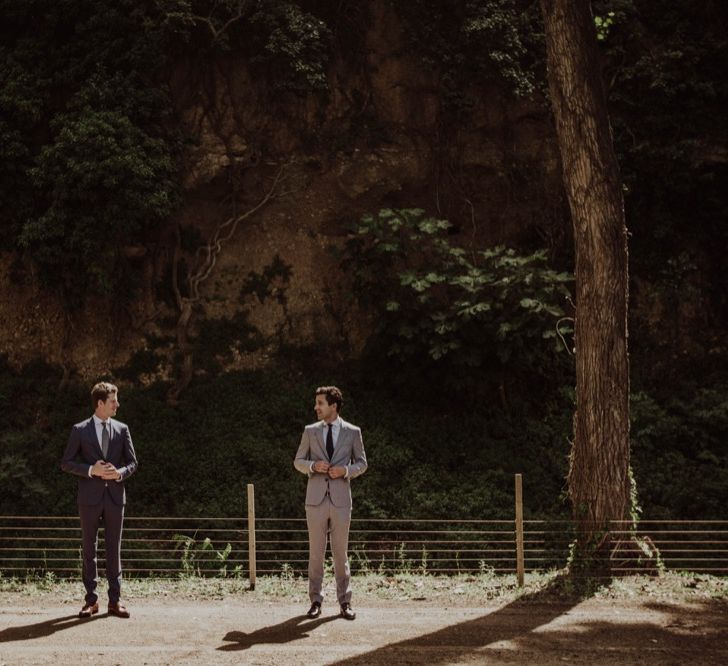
[79,490,124,604]
[305,496,352,605]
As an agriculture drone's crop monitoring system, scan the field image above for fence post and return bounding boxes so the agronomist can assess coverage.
[247,483,256,590]
[515,473,525,587]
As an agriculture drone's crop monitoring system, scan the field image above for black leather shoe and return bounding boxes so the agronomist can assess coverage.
[307,601,321,618]
[340,603,356,620]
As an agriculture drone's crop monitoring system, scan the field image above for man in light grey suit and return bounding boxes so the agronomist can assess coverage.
[294,386,367,620]
[61,381,137,618]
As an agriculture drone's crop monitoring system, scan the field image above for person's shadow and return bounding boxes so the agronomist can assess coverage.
[217,613,339,651]
[0,613,104,642]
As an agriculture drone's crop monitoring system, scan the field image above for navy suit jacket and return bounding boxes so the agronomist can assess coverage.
[61,417,138,506]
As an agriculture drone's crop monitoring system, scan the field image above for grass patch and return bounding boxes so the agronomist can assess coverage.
[1,570,726,606]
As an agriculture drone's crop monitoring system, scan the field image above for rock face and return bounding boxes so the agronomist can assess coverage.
[0,4,564,379]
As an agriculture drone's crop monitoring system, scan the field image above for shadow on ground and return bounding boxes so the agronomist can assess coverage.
[0,613,104,642]
[326,578,728,665]
[217,613,339,651]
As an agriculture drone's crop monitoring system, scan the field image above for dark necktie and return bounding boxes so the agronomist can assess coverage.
[326,423,334,460]
[101,421,109,459]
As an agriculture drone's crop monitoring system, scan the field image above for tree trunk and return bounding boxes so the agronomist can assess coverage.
[540,0,631,572]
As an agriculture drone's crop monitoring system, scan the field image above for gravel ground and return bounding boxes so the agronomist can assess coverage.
[1,573,726,665]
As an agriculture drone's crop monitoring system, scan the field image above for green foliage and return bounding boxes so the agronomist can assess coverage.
[0,0,338,302]
[172,534,234,577]
[0,0,184,301]
[396,0,542,111]
[594,0,728,366]
[194,311,262,374]
[177,1,333,92]
[21,109,177,293]
[0,358,574,521]
[0,0,726,538]
[342,208,572,373]
[631,384,728,519]
[0,355,725,525]
[248,1,333,92]
[594,11,616,41]
[0,450,49,504]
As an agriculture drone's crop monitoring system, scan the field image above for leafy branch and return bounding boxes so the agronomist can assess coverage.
[343,208,573,375]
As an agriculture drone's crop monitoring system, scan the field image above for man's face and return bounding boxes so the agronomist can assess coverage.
[314,394,337,422]
[97,392,119,420]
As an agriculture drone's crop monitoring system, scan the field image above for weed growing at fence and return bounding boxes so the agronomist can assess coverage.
[396,542,410,573]
[172,534,235,578]
[420,545,429,575]
[351,546,371,574]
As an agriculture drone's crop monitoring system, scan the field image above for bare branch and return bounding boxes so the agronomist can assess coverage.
[188,161,291,299]
[190,0,251,43]
[166,158,292,403]
[171,223,184,311]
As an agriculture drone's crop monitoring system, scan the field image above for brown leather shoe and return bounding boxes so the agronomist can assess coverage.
[79,602,99,618]
[107,602,130,618]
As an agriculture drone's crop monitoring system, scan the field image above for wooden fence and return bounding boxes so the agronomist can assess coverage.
[2,477,727,585]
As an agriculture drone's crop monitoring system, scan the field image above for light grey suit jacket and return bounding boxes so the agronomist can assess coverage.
[294,419,367,508]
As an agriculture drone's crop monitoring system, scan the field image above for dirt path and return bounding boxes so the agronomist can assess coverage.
[1,594,726,665]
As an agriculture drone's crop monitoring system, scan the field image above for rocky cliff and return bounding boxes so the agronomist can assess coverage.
[1,2,565,381]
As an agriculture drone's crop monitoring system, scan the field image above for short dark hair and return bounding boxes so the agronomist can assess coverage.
[91,382,118,409]
[316,386,343,411]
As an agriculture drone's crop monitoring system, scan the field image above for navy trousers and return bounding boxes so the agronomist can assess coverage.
[79,488,124,604]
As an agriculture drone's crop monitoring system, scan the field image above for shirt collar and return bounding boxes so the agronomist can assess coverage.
[322,416,342,429]
[92,415,109,426]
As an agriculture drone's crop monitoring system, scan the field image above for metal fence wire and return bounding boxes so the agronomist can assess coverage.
[1,515,726,579]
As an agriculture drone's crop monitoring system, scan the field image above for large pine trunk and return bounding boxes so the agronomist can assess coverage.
[540,0,631,572]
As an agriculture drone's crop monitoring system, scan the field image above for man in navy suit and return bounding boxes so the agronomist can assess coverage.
[61,381,138,618]
[294,386,367,620]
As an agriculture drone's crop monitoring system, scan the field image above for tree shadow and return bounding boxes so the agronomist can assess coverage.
[0,613,104,642]
[327,577,728,665]
[217,613,340,651]
[487,599,728,664]
[327,574,583,665]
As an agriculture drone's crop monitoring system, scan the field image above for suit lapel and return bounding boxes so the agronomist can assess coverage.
[314,423,325,453]
[107,419,117,457]
[333,422,350,463]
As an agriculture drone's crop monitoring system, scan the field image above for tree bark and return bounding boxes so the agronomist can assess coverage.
[540,0,630,571]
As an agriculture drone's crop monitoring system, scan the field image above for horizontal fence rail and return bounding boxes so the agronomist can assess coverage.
[1,515,727,580]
